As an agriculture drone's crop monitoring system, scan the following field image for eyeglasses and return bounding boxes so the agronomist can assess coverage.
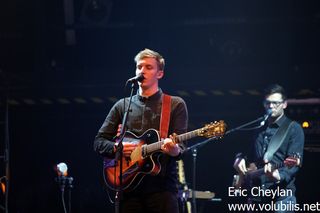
[264,100,284,107]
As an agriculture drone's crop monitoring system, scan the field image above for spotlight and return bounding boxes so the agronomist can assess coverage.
[56,162,68,177]
[302,121,310,128]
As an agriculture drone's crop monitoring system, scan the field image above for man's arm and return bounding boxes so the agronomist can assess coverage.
[277,122,305,183]
[93,100,123,158]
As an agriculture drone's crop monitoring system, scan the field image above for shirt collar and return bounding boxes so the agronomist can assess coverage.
[137,88,163,102]
[271,114,287,127]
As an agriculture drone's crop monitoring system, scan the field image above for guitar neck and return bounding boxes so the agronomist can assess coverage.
[145,129,199,154]
[248,162,284,179]
[177,129,200,142]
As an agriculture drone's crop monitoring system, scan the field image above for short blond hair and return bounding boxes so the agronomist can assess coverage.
[134,48,165,70]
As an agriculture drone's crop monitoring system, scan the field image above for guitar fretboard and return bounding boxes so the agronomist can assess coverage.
[145,129,199,154]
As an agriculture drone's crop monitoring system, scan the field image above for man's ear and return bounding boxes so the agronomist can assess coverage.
[283,100,288,109]
[157,70,164,79]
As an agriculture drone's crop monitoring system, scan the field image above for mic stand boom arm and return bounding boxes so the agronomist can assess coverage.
[186,115,265,153]
[225,115,265,135]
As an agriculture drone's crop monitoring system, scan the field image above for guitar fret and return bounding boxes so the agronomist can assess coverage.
[148,143,154,154]
[146,141,164,154]
[146,130,198,155]
[177,130,197,142]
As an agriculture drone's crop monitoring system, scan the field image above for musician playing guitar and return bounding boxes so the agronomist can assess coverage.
[233,84,304,213]
[94,49,188,213]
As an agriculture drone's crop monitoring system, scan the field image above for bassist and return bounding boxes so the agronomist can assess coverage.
[233,84,304,213]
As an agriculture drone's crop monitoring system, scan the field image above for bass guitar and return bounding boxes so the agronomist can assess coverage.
[104,120,226,191]
[232,155,301,189]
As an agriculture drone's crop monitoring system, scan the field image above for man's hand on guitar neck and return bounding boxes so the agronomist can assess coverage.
[161,134,181,157]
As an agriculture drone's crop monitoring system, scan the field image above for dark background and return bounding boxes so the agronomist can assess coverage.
[1,0,320,212]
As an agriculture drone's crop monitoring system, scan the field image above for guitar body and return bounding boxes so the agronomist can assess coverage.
[233,170,261,190]
[233,163,258,189]
[104,129,162,191]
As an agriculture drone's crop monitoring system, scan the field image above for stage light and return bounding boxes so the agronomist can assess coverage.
[80,0,113,26]
[302,121,310,128]
[0,181,5,194]
[56,162,68,177]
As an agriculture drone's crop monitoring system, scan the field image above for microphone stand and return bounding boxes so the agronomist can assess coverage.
[55,175,74,213]
[3,101,9,213]
[67,176,73,213]
[114,81,136,213]
[185,115,265,213]
[0,71,10,213]
[191,148,197,213]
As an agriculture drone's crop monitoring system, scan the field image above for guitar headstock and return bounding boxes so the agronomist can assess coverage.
[284,153,301,168]
[197,120,227,138]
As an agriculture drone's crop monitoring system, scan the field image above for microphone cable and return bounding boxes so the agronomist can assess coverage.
[61,186,68,213]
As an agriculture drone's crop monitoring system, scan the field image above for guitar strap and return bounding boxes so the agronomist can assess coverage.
[159,93,172,177]
[263,118,293,162]
[159,94,172,139]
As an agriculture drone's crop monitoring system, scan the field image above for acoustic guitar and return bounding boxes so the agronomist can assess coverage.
[104,120,226,191]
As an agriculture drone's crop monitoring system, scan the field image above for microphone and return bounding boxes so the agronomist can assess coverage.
[126,74,144,83]
[260,109,272,126]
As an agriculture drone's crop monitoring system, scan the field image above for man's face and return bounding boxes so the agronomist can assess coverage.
[135,57,163,89]
[263,92,287,118]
